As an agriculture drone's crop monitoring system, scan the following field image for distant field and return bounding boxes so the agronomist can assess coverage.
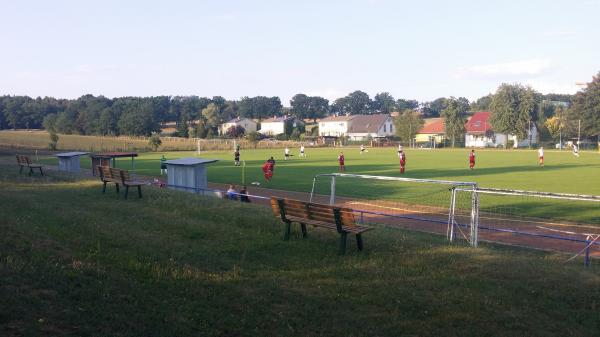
[36,146,600,223]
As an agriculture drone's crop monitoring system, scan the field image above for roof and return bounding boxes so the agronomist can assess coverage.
[419,118,445,134]
[56,151,89,158]
[224,117,254,124]
[320,115,355,122]
[347,114,390,133]
[165,158,219,166]
[262,116,293,123]
[465,111,492,133]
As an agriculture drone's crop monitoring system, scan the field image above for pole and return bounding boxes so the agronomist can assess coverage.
[329,176,336,205]
[578,120,581,148]
[242,160,246,185]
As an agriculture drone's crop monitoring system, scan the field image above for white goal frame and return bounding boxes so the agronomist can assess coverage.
[310,173,480,246]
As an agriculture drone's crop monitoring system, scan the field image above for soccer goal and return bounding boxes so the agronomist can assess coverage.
[454,187,600,266]
[309,173,480,246]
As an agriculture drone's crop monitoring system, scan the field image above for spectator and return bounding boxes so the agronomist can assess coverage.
[239,185,250,203]
[226,184,238,200]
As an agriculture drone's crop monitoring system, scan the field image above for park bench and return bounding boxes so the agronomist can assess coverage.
[16,155,44,176]
[270,197,374,254]
[96,166,143,199]
[97,166,121,193]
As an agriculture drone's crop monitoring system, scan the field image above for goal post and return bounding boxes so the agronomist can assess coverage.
[310,173,479,246]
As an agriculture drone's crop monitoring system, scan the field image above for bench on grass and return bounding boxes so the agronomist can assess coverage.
[270,197,374,254]
[96,166,143,199]
[97,166,121,193]
[16,155,44,176]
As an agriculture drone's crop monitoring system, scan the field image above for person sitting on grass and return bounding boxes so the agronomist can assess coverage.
[239,185,250,203]
[226,184,238,200]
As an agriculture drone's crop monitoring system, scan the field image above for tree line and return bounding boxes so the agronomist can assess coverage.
[1,71,598,144]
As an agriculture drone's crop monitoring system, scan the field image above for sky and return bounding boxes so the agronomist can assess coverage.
[1,0,598,106]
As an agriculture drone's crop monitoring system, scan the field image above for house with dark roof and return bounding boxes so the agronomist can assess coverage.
[318,114,394,140]
[465,111,538,148]
[416,118,445,145]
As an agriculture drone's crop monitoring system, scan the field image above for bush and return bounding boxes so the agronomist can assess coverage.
[48,132,59,150]
[290,128,301,141]
[275,133,289,141]
[148,133,162,151]
[225,125,246,138]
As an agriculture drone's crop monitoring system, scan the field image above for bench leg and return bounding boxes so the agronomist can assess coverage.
[19,165,23,174]
[137,186,142,198]
[102,182,107,193]
[283,221,291,241]
[339,232,347,255]
[29,167,34,176]
[300,223,307,238]
[39,167,43,176]
[125,186,129,199]
[115,183,120,193]
[356,234,364,251]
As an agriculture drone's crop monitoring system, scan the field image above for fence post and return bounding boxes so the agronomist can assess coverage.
[585,236,591,267]
[470,185,479,247]
[329,176,336,205]
[447,187,457,242]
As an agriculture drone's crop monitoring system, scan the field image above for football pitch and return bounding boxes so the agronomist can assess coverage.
[44,146,600,223]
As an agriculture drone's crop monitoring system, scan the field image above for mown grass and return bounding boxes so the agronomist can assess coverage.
[37,146,600,223]
[1,163,600,336]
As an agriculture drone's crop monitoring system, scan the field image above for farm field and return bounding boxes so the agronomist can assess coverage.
[36,145,600,225]
[1,163,600,336]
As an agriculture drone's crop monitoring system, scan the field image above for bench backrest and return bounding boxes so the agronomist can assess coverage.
[16,155,32,165]
[97,165,112,180]
[271,197,356,233]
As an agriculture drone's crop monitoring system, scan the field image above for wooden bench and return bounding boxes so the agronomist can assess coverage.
[113,168,143,199]
[97,165,121,193]
[270,197,374,254]
[96,166,143,199]
[16,155,44,176]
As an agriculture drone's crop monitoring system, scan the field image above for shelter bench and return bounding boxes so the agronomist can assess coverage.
[96,166,143,199]
[270,197,374,254]
[16,155,44,176]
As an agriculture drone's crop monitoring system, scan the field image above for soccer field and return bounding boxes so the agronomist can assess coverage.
[103,146,599,194]
[42,146,600,223]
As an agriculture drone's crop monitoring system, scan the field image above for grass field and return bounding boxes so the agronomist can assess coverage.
[36,145,600,223]
[1,163,600,336]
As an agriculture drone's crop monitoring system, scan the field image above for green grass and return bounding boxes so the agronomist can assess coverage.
[1,163,600,336]
[38,146,600,223]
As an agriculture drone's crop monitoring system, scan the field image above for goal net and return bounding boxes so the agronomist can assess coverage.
[455,187,600,265]
[309,173,479,246]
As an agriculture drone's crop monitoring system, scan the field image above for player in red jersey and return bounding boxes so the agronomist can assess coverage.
[262,157,275,181]
[399,150,406,174]
[338,152,345,171]
[469,149,476,170]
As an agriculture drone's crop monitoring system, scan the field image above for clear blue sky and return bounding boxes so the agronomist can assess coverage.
[1,0,598,106]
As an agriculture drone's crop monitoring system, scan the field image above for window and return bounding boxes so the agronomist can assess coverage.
[384,124,387,132]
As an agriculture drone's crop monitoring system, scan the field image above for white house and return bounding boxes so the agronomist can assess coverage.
[259,116,303,136]
[465,111,538,148]
[318,115,354,137]
[318,114,394,140]
[346,114,395,140]
[220,117,257,135]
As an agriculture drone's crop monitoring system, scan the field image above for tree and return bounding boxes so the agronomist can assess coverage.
[225,125,245,138]
[48,131,59,150]
[201,103,220,134]
[43,113,58,133]
[346,91,372,115]
[245,131,262,148]
[544,116,563,141]
[393,110,424,144]
[396,99,419,111]
[148,133,162,151]
[569,71,600,139]
[490,83,540,148]
[372,92,396,113]
[470,94,493,111]
[441,97,469,147]
[422,97,447,118]
[290,94,310,119]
